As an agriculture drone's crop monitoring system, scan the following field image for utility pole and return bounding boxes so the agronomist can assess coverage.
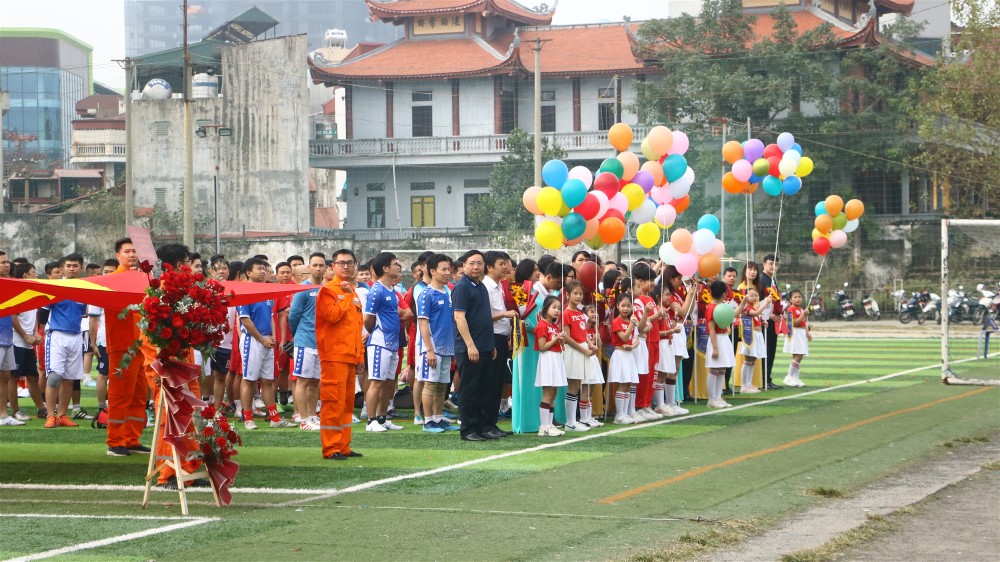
[532,38,546,259]
[119,57,136,227]
[182,0,195,247]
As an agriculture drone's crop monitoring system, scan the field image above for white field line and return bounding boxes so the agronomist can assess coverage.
[327,504,683,522]
[0,514,218,562]
[2,353,994,507]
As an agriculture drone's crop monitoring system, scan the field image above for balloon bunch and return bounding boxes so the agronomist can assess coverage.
[523,123,696,251]
[811,195,865,255]
[656,213,726,278]
[721,132,813,196]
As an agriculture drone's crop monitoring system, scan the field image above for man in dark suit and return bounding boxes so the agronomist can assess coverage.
[759,254,782,390]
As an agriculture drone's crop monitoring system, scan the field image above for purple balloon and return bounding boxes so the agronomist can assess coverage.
[632,170,655,193]
[743,138,765,162]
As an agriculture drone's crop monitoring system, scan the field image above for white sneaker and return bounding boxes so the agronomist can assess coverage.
[564,422,591,432]
[382,420,403,431]
[83,377,97,388]
[644,408,664,420]
[244,420,258,430]
[614,415,634,425]
[413,415,425,425]
[672,404,689,415]
[741,386,761,394]
[252,407,267,418]
[783,377,797,387]
[352,414,361,423]
[16,388,30,398]
[583,418,605,428]
[0,416,26,426]
[707,399,725,409]
[654,406,672,416]
[292,413,303,423]
[359,405,368,419]
[543,426,565,437]
[270,419,293,428]
[794,378,806,388]
[13,410,32,422]
[366,420,387,432]
[635,409,653,422]
[299,419,319,431]
[253,397,266,410]
[720,399,733,408]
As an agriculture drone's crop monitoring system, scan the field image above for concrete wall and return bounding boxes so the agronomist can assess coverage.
[131,35,310,237]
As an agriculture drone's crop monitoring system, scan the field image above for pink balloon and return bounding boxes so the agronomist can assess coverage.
[567,166,594,188]
[591,190,610,219]
[609,192,629,215]
[655,204,676,228]
[829,229,848,249]
[650,185,671,205]
[583,217,600,239]
[731,159,753,183]
[675,253,698,277]
[710,239,725,257]
[668,131,690,156]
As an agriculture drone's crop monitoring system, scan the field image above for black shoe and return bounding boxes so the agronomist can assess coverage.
[327,452,348,460]
[766,382,783,390]
[480,430,503,440]
[107,446,131,457]
[346,451,363,458]
[461,433,486,442]
[127,444,152,454]
[191,478,211,487]
[490,426,513,436]
[160,477,178,490]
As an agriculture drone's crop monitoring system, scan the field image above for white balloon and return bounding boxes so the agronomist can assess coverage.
[777,132,795,152]
[679,166,695,187]
[630,198,656,224]
[658,242,680,264]
[783,150,802,164]
[710,239,725,257]
[692,228,716,255]
[668,181,691,200]
[567,166,594,188]
[778,158,798,178]
[844,218,860,233]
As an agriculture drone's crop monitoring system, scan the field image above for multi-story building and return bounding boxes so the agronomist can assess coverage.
[70,94,125,190]
[309,0,924,230]
[125,0,400,56]
[0,28,93,175]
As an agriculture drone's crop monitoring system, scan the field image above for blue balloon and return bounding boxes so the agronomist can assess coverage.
[697,214,721,236]
[748,172,762,185]
[663,154,687,183]
[815,200,828,216]
[561,178,587,208]
[542,159,569,189]
[789,143,803,154]
[782,176,802,196]
[762,175,783,197]
[562,212,586,240]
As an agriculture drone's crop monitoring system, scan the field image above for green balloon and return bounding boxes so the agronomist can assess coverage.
[832,212,848,230]
[599,158,625,179]
[713,303,735,327]
[752,158,770,177]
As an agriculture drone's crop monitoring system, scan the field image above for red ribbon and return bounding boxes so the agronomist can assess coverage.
[206,458,239,506]
[151,358,206,460]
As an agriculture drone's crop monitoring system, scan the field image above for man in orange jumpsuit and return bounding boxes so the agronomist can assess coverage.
[316,248,364,460]
[104,237,151,457]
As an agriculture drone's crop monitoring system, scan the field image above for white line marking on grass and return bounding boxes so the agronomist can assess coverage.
[0,483,332,495]
[0,514,218,562]
[283,352,997,506]
[326,504,683,522]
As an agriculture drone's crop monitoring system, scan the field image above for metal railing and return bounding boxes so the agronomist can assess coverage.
[70,144,126,157]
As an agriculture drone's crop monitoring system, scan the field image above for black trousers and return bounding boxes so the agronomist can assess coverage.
[456,350,501,437]
[765,322,779,383]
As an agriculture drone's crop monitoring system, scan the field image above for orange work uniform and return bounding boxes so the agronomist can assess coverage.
[105,264,149,449]
[315,275,364,458]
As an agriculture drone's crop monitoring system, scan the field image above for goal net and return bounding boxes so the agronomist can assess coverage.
[941,219,1000,385]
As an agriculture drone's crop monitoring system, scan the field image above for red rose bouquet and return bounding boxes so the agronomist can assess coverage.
[194,404,242,505]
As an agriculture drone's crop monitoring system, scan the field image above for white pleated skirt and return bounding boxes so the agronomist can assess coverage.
[586,355,605,385]
[607,348,639,383]
[655,340,676,373]
[783,329,810,355]
[535,351,568,387]
[633,338,649,375]
[739,330,767,359]
[705,335,736,369]
[671,329,689,358]
[563,346,588,380]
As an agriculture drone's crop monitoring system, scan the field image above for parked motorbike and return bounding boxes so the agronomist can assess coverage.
[946,286,978,324]
[809,284,825,321]
[832,282,855,320]
[973,283,996,326]
[862,290,881,320]
[897,290,918,324]
[917,291,941,325]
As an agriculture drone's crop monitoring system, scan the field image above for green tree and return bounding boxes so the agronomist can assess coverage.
[912,0,1000,216]
[468,128,567,232]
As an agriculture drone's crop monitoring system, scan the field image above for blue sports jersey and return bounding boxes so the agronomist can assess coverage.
[44,300,87,334]
[416,286,454,357]
[364,280,400,350]
[288,280,318,349]
[0,316,13,347]
[237,300,274,337]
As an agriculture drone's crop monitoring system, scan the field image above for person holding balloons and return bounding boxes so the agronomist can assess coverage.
[706,281,747,409]
[663,266,695,413]
[782,290,811,388]
[736,288,771,394]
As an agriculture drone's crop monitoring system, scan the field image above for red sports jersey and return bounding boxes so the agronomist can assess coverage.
[563,308,588,345]
[787,305,807,329]
[534,319,563,352]
[706,302,730,334]
[634,295,660,343]
[611,316,633,348]
[659,314,673,341]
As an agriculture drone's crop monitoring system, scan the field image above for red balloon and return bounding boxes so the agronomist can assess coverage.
[578,261,600,294]
[813,236,831,256]
[767,155,781,177]
[763,143,783,159]
[603,208,625,224]
[594,172,620,199]
[672,195,690,214]
[575,193,600,220]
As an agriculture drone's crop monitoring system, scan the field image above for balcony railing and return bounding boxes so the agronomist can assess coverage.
[71,144,126,157]
[310,128,651,158]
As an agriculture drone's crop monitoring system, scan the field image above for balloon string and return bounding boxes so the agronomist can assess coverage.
[773,194,784,284]
[812,254,827,298]
[744,193,750,265]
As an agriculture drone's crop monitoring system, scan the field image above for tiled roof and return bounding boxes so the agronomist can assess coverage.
[53,169,102,179]
[517,24,644,76]
[311,37,513,81]
[366,0,553,25]
[875,0,914,16]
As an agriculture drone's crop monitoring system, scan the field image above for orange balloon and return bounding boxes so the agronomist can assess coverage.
[722,141,744,165]
[845,198,865,220]
[743,181,758,195]
[815,214,833,234]
[672,195,690,214]
[641,160,665,187]
[599,217,626,245]
[670,228,693,253]
[608,123,633,152]
[646,125,673,156]
[583,217,600,240]
[722,172,746,194]
[617,151,640,182]
[522,186,543,215]
[825,195,844,216]
[698,254,722,278]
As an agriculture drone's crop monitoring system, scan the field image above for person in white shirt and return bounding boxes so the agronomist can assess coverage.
[483,251,517,423]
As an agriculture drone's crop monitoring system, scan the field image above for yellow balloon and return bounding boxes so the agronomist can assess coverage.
[622,183,645,211]
[796,156,814,178]
[557,201,572,217]
[641,138,659,162]
[811,228,829,240]
[536,186,563,216]
[535,220,564,249]
[636,222,660,249]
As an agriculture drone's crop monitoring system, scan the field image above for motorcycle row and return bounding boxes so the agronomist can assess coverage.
[895,282,1000,326]
[781,282,879,321]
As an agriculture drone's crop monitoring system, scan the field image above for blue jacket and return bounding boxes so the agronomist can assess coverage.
[288,280,318,349]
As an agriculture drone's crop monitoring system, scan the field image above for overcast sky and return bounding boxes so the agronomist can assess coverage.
[1,0,670,90]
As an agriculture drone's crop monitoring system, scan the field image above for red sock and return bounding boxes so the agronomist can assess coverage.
[243,409,253,422]
[266,404,280,422]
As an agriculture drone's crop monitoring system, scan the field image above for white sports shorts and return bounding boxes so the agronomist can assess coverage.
[45,331,84,380]
[293,346,321,380]
[367,346,399,381]
[240,332,275,382]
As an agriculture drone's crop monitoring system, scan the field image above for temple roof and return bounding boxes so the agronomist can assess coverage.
[366,0,554,25]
